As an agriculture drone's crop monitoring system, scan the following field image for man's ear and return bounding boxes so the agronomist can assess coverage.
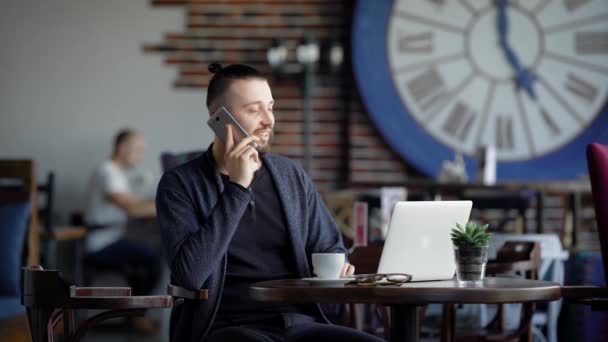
[208,95,224,116]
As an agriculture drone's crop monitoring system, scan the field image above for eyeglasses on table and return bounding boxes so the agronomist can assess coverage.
[349,273,412,286]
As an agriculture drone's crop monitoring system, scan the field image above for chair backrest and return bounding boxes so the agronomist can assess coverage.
[37,172,55,234]
[0,160,39,267]
[322,190,357,246]
[587,143,608,286]
[160,150,204,173]
[494,241,541,280]
[21,266,72,307]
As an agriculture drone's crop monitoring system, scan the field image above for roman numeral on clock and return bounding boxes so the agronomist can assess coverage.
[563,0,591,12]
[576,32,608,54]
[496,116,514,150]
[399,32,433,54]
[540,106,561,136]
[442,102,475,141]
[564,73,599,103]
[406,68,449,113]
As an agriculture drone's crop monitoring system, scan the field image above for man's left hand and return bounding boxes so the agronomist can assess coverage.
[341,263,355,277]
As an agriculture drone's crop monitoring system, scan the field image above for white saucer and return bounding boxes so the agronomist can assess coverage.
[301,277,356,285]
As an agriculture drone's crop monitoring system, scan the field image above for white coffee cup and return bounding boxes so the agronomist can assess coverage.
[312,253,345,279]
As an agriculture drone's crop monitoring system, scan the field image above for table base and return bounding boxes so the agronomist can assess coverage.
[391,305,420,342]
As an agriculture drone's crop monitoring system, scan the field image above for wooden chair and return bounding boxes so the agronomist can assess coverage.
[166,284,209,342]
[445,241,541,342]
[37,172,87,241]
[0,160,39,264]
[322,190,357,248]
[21,266,172,342]
[0,160,39,342]
[36,172,87,282]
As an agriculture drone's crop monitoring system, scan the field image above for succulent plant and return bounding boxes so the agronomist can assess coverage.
[451,221,491,247]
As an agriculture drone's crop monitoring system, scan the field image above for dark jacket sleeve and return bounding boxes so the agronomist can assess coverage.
[300,168,347,255]
[156,173,252,290]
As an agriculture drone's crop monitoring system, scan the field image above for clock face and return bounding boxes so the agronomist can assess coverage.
[353,0,608,179]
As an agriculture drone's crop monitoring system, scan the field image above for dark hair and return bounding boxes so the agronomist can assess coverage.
[113,128,136,155]
[206,63,266,108]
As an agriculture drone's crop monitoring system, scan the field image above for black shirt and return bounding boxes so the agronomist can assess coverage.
[215,163,306,322]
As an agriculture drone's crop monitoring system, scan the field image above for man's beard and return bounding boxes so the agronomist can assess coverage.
[254,128,273,153]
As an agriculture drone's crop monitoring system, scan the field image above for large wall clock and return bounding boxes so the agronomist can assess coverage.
[352,0,608,180]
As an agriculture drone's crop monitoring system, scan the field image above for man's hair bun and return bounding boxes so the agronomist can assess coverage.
[205,63,265,108]
[208,63,223,74]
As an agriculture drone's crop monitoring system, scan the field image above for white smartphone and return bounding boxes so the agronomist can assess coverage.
[207,106,258,149]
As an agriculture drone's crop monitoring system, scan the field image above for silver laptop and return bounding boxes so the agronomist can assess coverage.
[377,201,473,281]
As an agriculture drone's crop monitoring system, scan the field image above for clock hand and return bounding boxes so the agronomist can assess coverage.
[497,0,536,99]
[504,46,537,99]
[497,0,509,47]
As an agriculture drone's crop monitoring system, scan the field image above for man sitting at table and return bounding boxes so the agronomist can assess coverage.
[156,63,383,342]
[84,128,160,334]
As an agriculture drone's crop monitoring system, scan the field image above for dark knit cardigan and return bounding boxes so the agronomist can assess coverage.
[156,148,347,342]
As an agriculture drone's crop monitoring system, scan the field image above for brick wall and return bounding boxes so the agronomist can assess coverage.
[144,0,420,190]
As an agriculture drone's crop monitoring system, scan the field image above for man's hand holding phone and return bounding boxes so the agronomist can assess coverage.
[224,125,261,188]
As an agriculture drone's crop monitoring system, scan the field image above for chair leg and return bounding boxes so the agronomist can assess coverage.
[47,309,63,342]
[522,303,535,342]
[419,305,428,332]
[378,305,390,341]
[63,309,77,341]
[531,326,548,342]
[348,303,356,328]
[497,305,505,332]
[26,307,54,342]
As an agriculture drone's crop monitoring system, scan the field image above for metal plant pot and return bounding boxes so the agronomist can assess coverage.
[454,245,488,284]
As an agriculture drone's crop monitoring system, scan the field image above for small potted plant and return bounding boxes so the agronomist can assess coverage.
[451,221,491,285]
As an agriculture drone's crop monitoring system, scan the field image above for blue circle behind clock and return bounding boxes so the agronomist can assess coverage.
[352,0,608,181]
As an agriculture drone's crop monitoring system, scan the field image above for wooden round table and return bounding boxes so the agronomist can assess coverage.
[250,277,561,342]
